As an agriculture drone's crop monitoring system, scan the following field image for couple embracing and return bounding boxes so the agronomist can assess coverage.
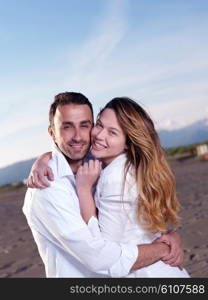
[23,92,189,278]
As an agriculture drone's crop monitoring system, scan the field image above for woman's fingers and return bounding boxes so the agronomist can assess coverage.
[163,253,179,265]
[162,249,184,267]
[83,160,102,175]
[95,159,102,171]
[26,176,35,188]
[77,165,83,175]
[76,159,102,190]
[27,170,50,188]
[38,172,50,188]
[47,167,54,181]
[88,159,94,170]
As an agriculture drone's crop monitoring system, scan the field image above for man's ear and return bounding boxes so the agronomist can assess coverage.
[48,126,55,142]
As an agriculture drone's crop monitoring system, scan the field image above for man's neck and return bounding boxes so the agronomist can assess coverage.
[64,155,83,174]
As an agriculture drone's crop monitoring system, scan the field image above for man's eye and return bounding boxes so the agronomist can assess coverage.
[63,125,72,129]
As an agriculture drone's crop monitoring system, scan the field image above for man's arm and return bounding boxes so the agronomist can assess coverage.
[25,185,173,277]
[23,186,138,277]
[131,243,170,271]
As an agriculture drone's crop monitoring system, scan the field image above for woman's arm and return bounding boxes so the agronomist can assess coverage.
[27,152,54,188]
[76,160,102,223]
[154,230,184,269]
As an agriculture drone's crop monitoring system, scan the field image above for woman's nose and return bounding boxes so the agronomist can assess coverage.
[96,128,105,140]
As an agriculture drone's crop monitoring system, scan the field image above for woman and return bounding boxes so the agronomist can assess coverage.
[28,97,189,277]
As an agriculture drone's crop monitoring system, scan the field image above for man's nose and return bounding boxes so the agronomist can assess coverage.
[72,128,82,141]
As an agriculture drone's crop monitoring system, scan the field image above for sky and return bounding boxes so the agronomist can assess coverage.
[0,0,208,168]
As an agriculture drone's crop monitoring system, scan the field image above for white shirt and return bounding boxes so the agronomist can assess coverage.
[22,145,138,278]
[95,153,189,278]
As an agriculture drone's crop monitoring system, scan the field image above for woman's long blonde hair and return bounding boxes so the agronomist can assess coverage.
[100,97,180,233]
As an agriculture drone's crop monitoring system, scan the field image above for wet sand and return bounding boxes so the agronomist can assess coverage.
[0,157,207,278]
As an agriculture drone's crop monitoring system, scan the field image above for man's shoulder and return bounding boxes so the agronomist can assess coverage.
[48,157,58,177]
[23,177,73,215]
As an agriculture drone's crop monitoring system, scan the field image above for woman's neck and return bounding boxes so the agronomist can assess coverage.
[101,152,126,168]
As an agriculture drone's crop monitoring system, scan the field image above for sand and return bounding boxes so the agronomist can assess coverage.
[0,157,207,278]
[170,158,208,277]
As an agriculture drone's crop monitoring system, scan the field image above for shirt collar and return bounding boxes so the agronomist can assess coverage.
[112,152,127,164]
[51,143,74,177]
[103,153,127,171]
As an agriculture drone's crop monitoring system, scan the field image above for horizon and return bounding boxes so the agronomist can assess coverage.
[1,124,208,171]
[1,0,208,168]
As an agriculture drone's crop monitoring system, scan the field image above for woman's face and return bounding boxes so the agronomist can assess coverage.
[91,108,127,166]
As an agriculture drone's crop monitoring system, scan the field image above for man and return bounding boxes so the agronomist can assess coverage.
[23,92,184,277]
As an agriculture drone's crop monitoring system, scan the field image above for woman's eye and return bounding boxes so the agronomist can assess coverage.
[110,131,117,136]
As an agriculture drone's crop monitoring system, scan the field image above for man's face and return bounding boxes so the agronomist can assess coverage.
[49,104,93,161]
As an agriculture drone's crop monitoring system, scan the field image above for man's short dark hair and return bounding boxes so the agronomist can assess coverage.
[49,92,94,126]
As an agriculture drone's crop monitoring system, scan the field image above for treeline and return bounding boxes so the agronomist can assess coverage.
[165,140,208,157]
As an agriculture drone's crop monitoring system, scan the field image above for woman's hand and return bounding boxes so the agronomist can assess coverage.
[154,230,184,270]
[27,152,54,188]
[76,160,102,194]
[76,160,102,223]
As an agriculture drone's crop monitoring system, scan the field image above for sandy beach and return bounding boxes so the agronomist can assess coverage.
[0,157,207,278]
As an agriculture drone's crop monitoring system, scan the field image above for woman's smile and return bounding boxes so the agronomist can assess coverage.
[92,140,107,151]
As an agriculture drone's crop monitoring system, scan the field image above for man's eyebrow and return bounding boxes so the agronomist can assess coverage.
[80,120,92,124]
[62,121,73,125]
[62,120,92,125]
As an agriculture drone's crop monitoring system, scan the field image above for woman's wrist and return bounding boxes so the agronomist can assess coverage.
[39,152,52,163]
[77,186,93,196]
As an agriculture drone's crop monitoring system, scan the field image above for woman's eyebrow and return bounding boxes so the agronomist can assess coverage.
[108,127,120,133]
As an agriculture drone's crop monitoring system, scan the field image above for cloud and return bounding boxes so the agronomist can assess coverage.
[63,0,129,95]
[1,0,208,167]
[61,3,208,123]
[148,96,208,130]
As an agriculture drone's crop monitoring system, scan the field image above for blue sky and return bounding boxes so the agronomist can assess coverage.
[1,0,208,168]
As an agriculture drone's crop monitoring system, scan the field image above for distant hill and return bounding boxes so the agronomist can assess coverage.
[0,158,36,186]
[159,118,208,148]
[0,118,208,186]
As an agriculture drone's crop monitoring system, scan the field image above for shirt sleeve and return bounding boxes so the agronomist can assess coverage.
[27,186,138,277]
[97,167,138,242]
